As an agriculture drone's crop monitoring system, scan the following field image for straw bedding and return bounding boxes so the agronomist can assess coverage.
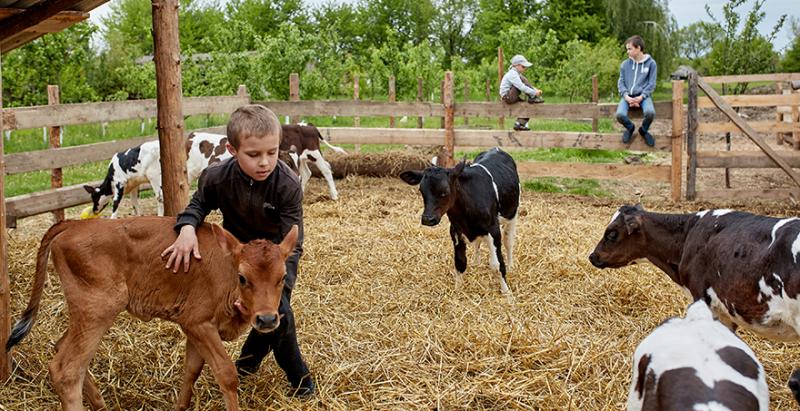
[2,174,800,410]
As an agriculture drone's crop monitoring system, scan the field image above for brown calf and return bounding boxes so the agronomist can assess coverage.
[6,217,298,411]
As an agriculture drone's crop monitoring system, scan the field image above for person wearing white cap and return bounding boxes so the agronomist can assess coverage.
[499,54,543,131]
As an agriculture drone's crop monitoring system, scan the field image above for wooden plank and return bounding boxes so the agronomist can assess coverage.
[318,127,671,152]
[498,47,504,130]
[441,72,455,167]
[698,94,795,109]
[697,151,800,168]
[0,53,10,380]
[697,78,800,187]
[457,102,600,119]
[5,180,102,219]
[3,95,248,131]
[0,0,84,42]
[671,80,684,201]
[6,135,153,174]
[696,188,800,202]
[702,73,800,84]
[598,101,674,119]
[389,75,396,128]
[289,73,299,124]
[417,78,424,128]
[48,85,64,222]
[687,72,698,200]
[516,161,671,182]
[776,82,785,145]
[256,100,445,118]
[793,92,800,149]
[698,121,796,134]
[591,75,599,132]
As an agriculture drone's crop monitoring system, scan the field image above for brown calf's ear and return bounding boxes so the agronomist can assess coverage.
[399,170,423,185]
[212,224,243,257]
[280,225,299,260]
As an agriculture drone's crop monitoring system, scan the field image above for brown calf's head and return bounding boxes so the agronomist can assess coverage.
[589,204,646,269]
[212,224,299,333]
[400,160,466,226]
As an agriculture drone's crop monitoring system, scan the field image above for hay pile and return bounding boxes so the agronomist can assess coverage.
[2,175,800,410]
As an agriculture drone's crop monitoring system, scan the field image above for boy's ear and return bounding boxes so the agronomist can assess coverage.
[399,170,423,186]
[225,142,237,156]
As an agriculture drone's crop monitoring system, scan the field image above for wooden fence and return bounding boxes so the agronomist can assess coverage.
[682,71,800,201]
[1,73,683,227]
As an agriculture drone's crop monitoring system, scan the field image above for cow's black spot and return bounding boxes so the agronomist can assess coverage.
[117,146,142,173]
[717,346,760,379]
[635,354,652,399]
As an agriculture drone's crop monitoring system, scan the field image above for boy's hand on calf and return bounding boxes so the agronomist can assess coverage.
[162,225,202,273]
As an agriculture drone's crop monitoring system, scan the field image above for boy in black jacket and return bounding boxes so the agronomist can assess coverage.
[162,104,314,397]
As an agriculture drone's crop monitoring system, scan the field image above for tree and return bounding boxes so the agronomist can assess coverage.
[431,0,478,69]
[676,22,723,62]
[780,17,800,73]
[359,0,436,49]
[467,0,540,63]
[540,0,608,44]
[604,0,676,78]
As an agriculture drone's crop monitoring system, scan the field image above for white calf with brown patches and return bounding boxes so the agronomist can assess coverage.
[281,124,346,200]
[589,204,800,405]
[629,300,768,411]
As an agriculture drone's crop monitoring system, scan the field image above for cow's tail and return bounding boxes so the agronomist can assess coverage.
[6,222,69,352]
[317,130,348,155]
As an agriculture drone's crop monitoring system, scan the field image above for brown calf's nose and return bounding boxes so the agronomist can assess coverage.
[255,314,279,331]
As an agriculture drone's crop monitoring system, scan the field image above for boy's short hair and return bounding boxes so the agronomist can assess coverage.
[625,35,645,52]
[226,104,282,149]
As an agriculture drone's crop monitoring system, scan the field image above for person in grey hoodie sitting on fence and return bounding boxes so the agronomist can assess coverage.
[616,35,657,147]
[500,54,544,131]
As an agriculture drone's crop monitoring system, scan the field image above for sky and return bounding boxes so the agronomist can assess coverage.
[88,0,798,52]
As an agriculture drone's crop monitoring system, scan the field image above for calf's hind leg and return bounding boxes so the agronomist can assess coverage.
[487,225,513,302]
[500,215,518,270]
[53,335,106,411]
[175,339,205,411]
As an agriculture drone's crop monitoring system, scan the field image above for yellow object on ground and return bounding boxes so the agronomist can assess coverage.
[79,206,101,220]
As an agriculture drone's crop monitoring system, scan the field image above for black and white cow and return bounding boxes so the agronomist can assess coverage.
[628,300,768,411]
[589,204,800,403]
[84,133,230,219]
[282,124,347,200]
[400,147,520,301]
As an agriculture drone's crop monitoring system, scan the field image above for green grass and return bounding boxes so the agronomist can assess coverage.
[456,147,642,164]
[522,177,610,197]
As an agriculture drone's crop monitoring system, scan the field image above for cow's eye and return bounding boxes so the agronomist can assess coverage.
[606,230,618,241]
[440,192,448,198]
[238,273,247,285]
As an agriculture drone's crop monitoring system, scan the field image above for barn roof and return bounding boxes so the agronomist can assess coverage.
[0,0,109,54]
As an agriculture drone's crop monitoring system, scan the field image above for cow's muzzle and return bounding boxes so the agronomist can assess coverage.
[254,313,280,333]
[588,252,608,268]
[421,214,441,226]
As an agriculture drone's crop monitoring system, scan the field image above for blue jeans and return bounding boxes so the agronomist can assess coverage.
[616,96,655,133]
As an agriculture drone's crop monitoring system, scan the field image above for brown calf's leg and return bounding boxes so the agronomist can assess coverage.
[185,323,239,411]
[175,339,205,411]
[54,334,107,410]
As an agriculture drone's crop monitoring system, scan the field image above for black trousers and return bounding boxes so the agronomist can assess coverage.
[237,255,310,387]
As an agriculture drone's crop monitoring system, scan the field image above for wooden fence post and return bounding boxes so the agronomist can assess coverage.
[591,75,599,132]
[289,73,299,124]
[777,82,784,145]
[440,80,445,129]
[417,77,424,128]
[0,52,10,381]
[441,71,455,168]
[48,85,64,222]
[686,71,698,201]
[389,75,396,128]
[354,74,360,152]
[671,80,684,202]
[463,78,469,126]
[498,47,504,130]
[485,78,491,124]
[152,0,189,217]
[793,88,800,149]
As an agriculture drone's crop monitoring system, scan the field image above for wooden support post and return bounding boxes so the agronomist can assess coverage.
[353,74,360,152]
[686,71,698,201]
[440,80,445,129]
[777,82,784,145]
[237,84,248,99]
[498,47,504,130]
[289,73,299,124]
[485,78,491,124]
[793,90,800,150]
[388,75,396,128]
[0,51,10,381]
[48,85,64,222]
[152,0,188,216]
[463,78,469,127]
[440,71,455,168]
[591,75,599,132]
[417,77,424,128]
[671,80,684,202]
[697,77,800,187]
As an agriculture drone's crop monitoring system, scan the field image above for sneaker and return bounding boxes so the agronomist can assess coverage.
[290,375,316,399]
[527,95,544,104]
[513,123,530,131]
[622,126,635,144]
[639,128,655,147]
[235,359,260,377]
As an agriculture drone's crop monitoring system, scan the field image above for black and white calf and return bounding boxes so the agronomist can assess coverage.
[400,147,520,301]
[84,133,231,218]
[589,204,800,404]
[281,124,347,200]
[628,300,768,411]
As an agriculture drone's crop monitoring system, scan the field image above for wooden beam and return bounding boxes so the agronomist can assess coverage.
[48,85,64,222]
[598,101,674,119]
[591,75,599,132]
[151,0,188,216]
[441,71,455,167]
[3,95,249,131]
[686,71,698,200]
[701,73,800,84]
[697,77,800,188]
[0,0,85,41]
[671,80,684,202]
[5,180,103,220]
[695,188,800,202]
[698,121,796,134]
[696,151,800,168]
[5,135,154,174]
[289,73,299,124]
[498,47,504,130]
[0,48,10,380]
[516,161,671,182]
[697,94,795,109]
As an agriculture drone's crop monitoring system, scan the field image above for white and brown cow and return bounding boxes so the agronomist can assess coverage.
[83,133,230,219]
[589,204,800,403]
[282,124,347,200]
[628,300,768,411]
